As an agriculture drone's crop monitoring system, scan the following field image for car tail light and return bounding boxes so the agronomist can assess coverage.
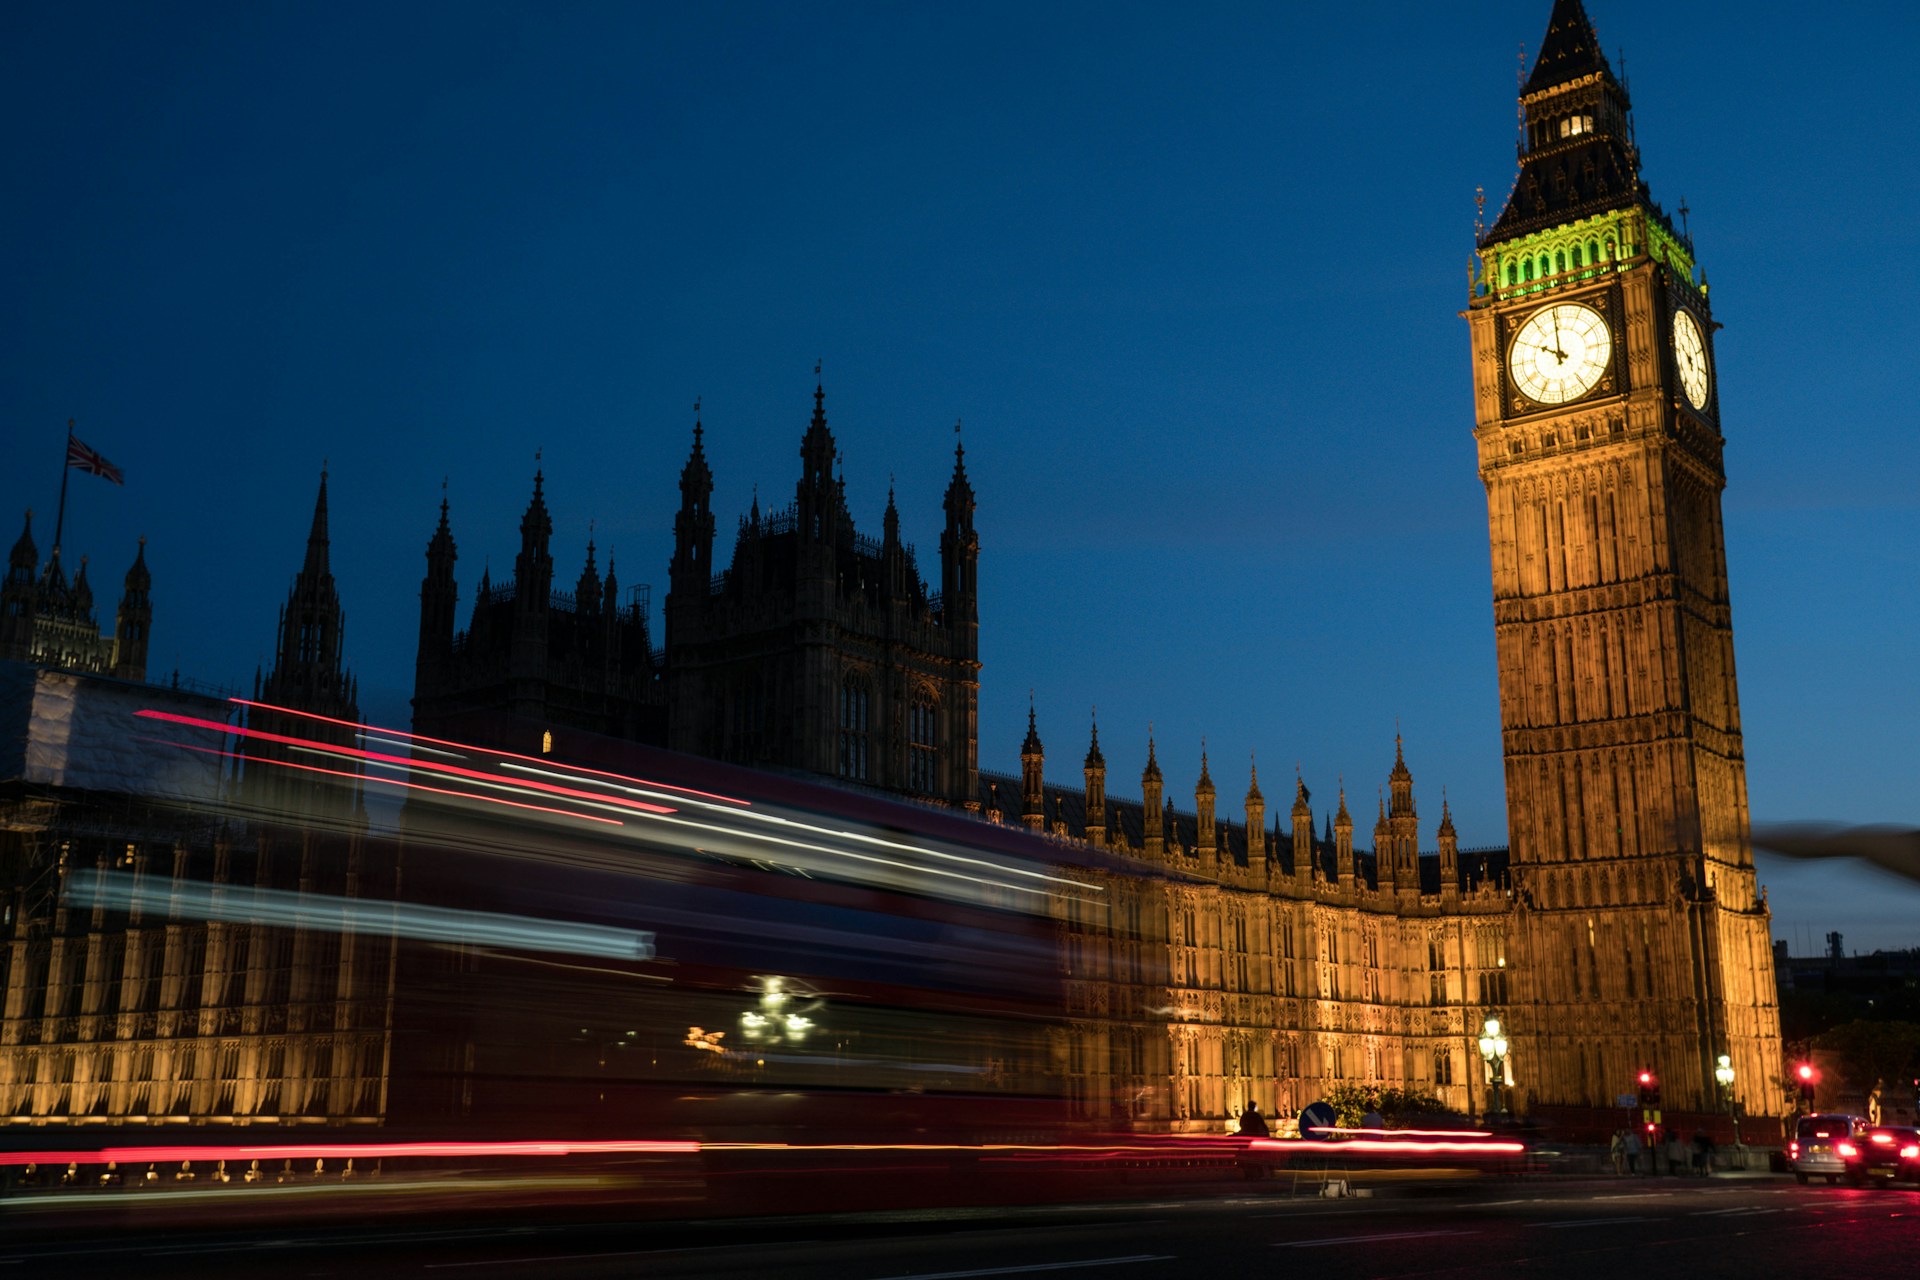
[1871,1132,1894,1145]
[1901,1145,1920,1159]
[1837,1141,1858,1158]
[1790,1141,1800,1157]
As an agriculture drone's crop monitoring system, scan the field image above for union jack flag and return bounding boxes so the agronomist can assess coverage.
[66,434,124,485]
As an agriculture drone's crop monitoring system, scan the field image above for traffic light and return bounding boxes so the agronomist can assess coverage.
[1795,1061,1817,1107]
[1637,1070,1659,1109]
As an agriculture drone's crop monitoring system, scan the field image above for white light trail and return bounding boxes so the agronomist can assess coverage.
[65,868,656,961]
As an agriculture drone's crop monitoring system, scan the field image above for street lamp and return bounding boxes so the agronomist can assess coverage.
[1477,1016,1510,1120]
[1714,1053,1741,1150]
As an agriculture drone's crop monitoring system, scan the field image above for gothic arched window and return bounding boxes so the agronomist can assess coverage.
[908,690,938,794]
[838,674,871,782]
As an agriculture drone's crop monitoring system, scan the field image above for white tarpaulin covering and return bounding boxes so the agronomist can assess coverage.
[0,661,229,803]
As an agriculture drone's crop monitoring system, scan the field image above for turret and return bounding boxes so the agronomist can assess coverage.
[1020,699,1044,833]
[1244,758,1265,863]
[576,539,602,617]
[1372,793,1390,891]
[1387,734,1420,893]
[1334,783,1354,889]
[416,497,459,692]
[70,557,93,618]
[1194,747,1216,861]
[1142,731,1164,858]
[796,377,842,546]
[111,537,151,681]
[1438,790,1460,901]
[671,412,715,599]
[510,468,554,710]
[939,432,978,634]
[1290,773,1313,880]
[1083,712,1107,846]
[2,513,40,661]
[248,469,362,818]
[515,468,554,609]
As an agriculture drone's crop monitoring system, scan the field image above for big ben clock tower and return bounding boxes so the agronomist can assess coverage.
[1467,0,1782,1119]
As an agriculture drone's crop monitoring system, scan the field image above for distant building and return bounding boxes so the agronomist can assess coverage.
[411,380,980,809]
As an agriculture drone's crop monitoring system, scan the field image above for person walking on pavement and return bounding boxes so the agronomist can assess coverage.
[1610,1129,1626,1175]
[1691,1128,1714,1176]
[1624,1127,1642,1174]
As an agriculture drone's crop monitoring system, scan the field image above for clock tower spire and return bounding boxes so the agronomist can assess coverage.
[1467,1,1782,1123]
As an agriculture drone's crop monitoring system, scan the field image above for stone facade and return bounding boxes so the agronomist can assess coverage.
[1002,723,1515,1131]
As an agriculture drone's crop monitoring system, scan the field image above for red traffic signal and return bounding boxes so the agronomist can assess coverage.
[1796,1063,1816,1083]
[1638,1071,1654,1086]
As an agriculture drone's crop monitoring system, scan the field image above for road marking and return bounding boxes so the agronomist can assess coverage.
[867,1256,1175,1279]
[428,1253,671,1270]
[1275,1230,1476,1248]
[1531,1215,1652,1228]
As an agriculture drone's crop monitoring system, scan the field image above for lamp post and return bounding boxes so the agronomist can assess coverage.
[1477,1016,1510,1120]
[1715,1053,1740,1150]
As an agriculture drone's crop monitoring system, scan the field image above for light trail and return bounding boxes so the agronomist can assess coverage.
[503,761,1099,892]
[0,1139,698,1167]
[0,1135,1526,1168]
[134,709,677,815]
[146,737,627,827]
[66,868,658,961]
[229,697,750,808]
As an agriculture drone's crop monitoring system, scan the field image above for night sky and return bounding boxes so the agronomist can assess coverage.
[5,2,1916,949]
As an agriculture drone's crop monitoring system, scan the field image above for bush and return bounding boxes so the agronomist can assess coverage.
[1323,1083,1453,1128]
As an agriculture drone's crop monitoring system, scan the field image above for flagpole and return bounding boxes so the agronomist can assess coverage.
[52,418,74,558]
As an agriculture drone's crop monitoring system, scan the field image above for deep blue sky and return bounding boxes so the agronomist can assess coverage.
[5,2,1916,949]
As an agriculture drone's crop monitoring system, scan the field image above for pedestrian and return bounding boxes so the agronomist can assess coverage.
[1235,1102,1270,1138]
[1609,1129,1626,1175]
[1624,1127,1642,1174]
[1691,1129,1714,1177]
[1665,1127,1685,1176]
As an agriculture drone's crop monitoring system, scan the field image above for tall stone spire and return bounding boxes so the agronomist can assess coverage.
[1438,789,1461,901]
[1083,710,1107,846]
[1244,756,1266,862]
[1142,728,1164,858]
[1020,696,1045,833]
[1195,745,1217,860]
[1334,781,1354,889]
[671,408,715,599]
[415,493,459,703]
[246,468,361,820]
[1289,772,1313,880]
[796,370,842,544]
[940,427,978,629]
[302,468,331,578]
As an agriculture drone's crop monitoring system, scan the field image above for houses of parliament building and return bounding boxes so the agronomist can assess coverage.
[0,0,1783,1136]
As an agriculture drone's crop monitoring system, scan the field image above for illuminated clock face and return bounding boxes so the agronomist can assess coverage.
[1672,309,1711,409]
[1509,303,1613,405]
